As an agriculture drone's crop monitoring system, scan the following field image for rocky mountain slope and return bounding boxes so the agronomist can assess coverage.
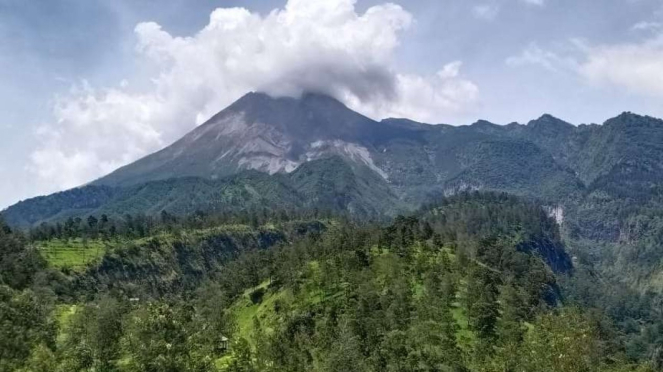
[7,91,663,293]
[4,157,402,227]
[94,93,395,188]
[6,93,663,248]
[93,92,588,205]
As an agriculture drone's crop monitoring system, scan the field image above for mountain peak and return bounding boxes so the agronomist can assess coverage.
[181,91,383,154]
[472,119,497,126]
[612,111,647,122]
[530,113,570,125]
[537,113,558,122]
[603,111,663,129]
[94,90,392,187]
[469,119,505,134]
[526,114,574,134]
[229,91,345,108]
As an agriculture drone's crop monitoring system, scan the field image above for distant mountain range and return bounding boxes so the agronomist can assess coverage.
[4,91,663,242]
[8,90,663,291]
[91,92,587,206]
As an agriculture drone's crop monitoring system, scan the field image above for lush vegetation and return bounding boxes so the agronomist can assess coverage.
[7,86,663,372]
[8,111,663,300]
[0,192,660,371]
[3,157,402,228]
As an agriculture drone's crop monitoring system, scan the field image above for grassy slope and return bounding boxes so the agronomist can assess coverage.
[34,224,274,271]
[36,239,108,270]
[42,224,295,371]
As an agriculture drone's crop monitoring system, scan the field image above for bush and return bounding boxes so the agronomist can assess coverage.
[250,288,265,304]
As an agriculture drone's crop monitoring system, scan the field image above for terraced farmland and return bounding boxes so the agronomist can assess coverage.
[36,238,108,270]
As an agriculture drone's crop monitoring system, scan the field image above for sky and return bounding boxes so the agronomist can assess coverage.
[1,0,663,209]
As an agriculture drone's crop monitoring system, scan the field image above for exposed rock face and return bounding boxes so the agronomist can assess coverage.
[545,205,565,225]
[93,92,585,206]
[8,93,663,296]
[94,92,392,187]
[13,91,663,252]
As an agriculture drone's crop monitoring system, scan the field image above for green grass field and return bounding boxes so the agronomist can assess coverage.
[230,281,291,345]
[34,224,271,271]
[36,238,108,270]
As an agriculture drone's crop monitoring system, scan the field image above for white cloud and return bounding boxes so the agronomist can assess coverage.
[507,32,663,99]
[30,0,479,195]
[578,36,663,96]
[506,43,579,72]
[352,62,478,122]
[472,0,544,21]
[631,21,662,32]
[29,82,165,189]
[472,4,500,20]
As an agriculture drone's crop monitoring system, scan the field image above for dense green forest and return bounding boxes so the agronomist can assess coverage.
[1,192,661,371]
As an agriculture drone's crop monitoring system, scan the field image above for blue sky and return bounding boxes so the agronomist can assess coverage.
[1,0,663,208]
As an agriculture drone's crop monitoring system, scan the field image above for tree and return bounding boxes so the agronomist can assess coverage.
[87,215,99,230]
[0,227,46,290]
[0,286,55,372]
[121,303,213,372]
[16,344,56,372]
[322,317,369,372]
[420,221,434,241]
[226,338,256,372]
[92,297,126,370]
[496,284,527,346]
[517,309,639,372]
[465,265,499,357]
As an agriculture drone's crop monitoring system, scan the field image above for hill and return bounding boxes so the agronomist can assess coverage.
[6,93,663,298]
[3,157,403,227]
[1,193,655,371]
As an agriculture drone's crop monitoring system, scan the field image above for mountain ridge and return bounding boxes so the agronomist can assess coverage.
[10,92,663,297]
[5,92,663,238]
[93,92,403,188]
[3,156,403,227]
[91,91,656,203]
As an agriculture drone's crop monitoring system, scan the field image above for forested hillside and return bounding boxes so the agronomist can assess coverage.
[0,193,658,371]
[3,157,402,228]
[6,92,663,371]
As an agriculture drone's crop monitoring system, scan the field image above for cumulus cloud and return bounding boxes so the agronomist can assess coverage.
[29,82,165,190]
[30,0,479,194]
[507,33,663,99]
[578,36,663,96]
[351,62,478,122]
